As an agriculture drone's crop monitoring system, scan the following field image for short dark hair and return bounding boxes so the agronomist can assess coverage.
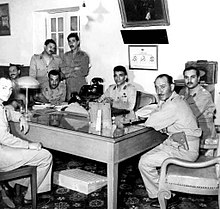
[155,74,173,85]
[9,63,22,71]
[44,39,56,46]
[183,66,200,77]
[113,65,128,82]
[113,65,127,75]
[67,33,79,42]
[48,70,61,80]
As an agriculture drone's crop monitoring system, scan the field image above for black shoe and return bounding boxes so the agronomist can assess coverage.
[149,195,181,208]
[167,194,180,208]
[23,196,51,207]
[38,191,52,199]
[150,198,160,208]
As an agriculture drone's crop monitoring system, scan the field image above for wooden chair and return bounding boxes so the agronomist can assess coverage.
[0,166,37,209]
[134,91,156,112]
[158,136,220,209]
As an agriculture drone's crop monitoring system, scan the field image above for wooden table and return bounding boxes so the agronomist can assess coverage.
[10,112,166,209]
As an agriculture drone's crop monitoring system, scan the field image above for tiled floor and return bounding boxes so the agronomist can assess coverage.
[0,150,218,209]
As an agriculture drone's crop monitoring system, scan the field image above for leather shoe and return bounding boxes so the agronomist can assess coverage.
[150,199,160,208]
[23,196,51,207]
[150,195,180,208]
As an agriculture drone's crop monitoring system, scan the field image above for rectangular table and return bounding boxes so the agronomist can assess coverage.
[10,111,166,209]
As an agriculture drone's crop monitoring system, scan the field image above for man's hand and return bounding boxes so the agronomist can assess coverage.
[28,142,42,151]
[19,116,29,134]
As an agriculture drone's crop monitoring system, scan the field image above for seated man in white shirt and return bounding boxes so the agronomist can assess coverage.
[98,65,137,123]
[0,77,53,206]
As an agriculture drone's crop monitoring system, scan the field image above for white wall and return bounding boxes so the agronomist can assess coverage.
[0,0,220,123]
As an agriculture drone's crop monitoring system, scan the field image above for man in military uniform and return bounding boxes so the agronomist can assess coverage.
[62,33,90,101]
[179,66,216,143]
[138,74,201,208]
[29,39,63,87]
[34,70,66,105]
[98,65,137,122]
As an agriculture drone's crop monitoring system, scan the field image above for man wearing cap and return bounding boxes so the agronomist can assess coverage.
[179,66,216,143]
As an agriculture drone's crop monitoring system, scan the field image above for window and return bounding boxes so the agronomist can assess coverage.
[46,10,80,57]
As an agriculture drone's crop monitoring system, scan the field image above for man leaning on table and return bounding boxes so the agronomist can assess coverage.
[138,74,201,208]
[0,77,53,206]
[33,70,66,105]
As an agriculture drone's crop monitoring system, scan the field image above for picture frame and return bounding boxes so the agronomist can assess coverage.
[0,3,10,36]
[128,45,158,70]
[118,0,170,28]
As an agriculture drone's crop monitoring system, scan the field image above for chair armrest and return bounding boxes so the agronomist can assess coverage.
[159,156,220,183]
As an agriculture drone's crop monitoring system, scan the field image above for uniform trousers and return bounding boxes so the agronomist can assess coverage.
[1,146,53,200]
[138,138,198,199]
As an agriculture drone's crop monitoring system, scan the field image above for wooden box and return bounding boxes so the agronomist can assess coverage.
[53,168,107,194]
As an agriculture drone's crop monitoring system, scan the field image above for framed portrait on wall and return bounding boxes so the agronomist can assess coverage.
[128,45,158,70]
[0,3,10,36]
[118,0,170,28]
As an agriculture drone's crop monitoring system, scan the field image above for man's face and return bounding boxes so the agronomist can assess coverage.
[155,76,173,101]
[184,69,200,89]
[44,43,56,55]
[0,78,13,102]
[114,71,127,87]
[9,66,20,80]
[49,74,60,89]
[68,37,79,51]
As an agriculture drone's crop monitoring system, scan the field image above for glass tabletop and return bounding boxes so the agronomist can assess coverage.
[30,109,146,138]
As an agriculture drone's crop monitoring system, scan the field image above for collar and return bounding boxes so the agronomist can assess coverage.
[158,91,177,106]
[113,82,128,90]
[39,52,54,60]
[187,84,202,97]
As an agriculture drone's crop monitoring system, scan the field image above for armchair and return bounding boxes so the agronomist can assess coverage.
[134,91,156,112]
[158,137,220,209]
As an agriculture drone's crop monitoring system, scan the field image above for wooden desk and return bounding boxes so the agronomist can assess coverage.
[10,112,166,209]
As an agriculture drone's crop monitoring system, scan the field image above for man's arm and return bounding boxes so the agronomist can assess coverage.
[70,54,90,78]
[145,102,176,131]
[29,55,37,78]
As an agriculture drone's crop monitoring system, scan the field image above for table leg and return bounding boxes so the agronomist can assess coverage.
[107,162,119,209]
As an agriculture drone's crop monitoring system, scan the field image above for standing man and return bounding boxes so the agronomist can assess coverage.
[29,39,63,87]
[138,74,201,208]
[179,66,216,143]
[0,77,53,205]
[62,33,90,101]
[34,70,66,105]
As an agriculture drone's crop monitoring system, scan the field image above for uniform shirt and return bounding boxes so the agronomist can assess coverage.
[41,81,66,105]
[62,50,89,98]
[29,53,63,86]
[0,105,28,149]
[99,82,137,111]
[145,92,201,149]
[179,84,216,140]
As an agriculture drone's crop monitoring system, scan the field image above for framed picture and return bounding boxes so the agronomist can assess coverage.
[118,0,170,28]
[128,45,158,70]
[0,3,10,36]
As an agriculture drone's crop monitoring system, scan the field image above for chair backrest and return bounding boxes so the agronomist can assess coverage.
[134,91,156,112]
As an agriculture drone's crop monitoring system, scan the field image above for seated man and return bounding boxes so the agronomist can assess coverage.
[138,74,201,208]
[34,70,66,105]
[98,65,137,123]
[3,63,26,111]
[0,77,53,205]
[179,66,216,143]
